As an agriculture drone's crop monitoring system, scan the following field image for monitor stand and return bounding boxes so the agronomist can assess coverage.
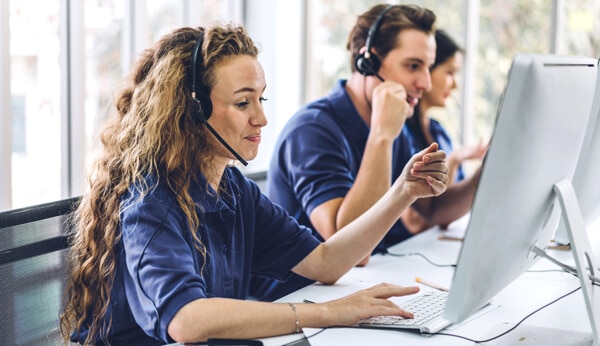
[482,179,598,346]
[553,179,600,346]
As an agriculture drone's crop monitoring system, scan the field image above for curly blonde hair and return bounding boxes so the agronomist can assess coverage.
[60,24,259,345]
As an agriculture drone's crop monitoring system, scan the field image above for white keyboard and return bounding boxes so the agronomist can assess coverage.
[359,291,452,333]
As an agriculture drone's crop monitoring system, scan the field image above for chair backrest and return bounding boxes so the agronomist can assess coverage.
[245,170,267,192]
[0,197,80,346]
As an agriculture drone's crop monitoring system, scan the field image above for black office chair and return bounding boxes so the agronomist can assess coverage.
[0,197,80,346]
[245,170,267,191]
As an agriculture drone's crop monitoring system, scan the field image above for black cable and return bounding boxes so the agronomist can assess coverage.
[295,249,598,344]
[435,286,582,343]
[279,283,599,345]
[279,328,328,346]
[382,249,456,268]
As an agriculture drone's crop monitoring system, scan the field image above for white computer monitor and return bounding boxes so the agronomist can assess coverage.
[550,58,600,345]
[443,54,598,328]
[553,61,600,245]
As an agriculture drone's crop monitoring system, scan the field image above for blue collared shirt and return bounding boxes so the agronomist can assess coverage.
[267,79,416,251]
[72,166,320,344]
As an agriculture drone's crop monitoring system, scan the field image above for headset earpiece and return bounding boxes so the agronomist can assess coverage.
[191,29,213,124]
[355,52,381,76]
[355,4,394,77]
[193,88,212,124]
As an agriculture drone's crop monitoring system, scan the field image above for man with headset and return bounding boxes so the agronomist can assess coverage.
[250,4,478,301]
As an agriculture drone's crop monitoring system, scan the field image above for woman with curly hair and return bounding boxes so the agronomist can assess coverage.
[60,24,448,345]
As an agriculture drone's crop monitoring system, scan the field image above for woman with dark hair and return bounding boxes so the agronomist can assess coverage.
[59,24,448,345]
[403,29,487,233]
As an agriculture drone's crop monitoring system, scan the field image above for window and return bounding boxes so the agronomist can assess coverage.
[1,0,599,209]
[305,0,599,177]
[1,0,234,209]
[8,0,62,208]
[82,0,125,194]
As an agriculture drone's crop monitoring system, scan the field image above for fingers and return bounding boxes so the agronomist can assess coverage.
[329,283,421,325]
[410,142,440,163]
[411,157,448,182]
[406,143,449,196]
[395,142,449,199]
[366,282,420,299]
[424,175,448,196]
[370,81,410,140]
[362,283,420,319]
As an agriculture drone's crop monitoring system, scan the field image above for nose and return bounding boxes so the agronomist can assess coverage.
[250,103,268,127]
[418,69,433,93]
[451,75,458,90]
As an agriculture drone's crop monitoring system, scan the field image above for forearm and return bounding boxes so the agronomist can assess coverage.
[303,184,415,283]
[401,207,435,234]
[336,135,394,230]
[168,298,330,342]
[302,144,448,281]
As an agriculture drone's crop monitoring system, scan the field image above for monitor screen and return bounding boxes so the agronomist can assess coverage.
[553,59,600,245]
[443,53,598,324]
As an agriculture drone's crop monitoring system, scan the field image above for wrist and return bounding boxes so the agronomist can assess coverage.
[366,130,396,147]
[288,303,300,333]
[390,180,417,211]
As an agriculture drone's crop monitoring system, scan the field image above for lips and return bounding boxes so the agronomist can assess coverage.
[407,95,419,107]
[246,134,261,143]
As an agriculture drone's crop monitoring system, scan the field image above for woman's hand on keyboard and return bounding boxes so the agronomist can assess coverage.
[323,283,420,326]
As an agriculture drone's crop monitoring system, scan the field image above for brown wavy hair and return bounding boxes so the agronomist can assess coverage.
[59,24,259,345]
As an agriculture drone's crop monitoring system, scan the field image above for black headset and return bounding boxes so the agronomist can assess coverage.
[190,30,213,124]
[354,4,395,79]
[189,29,248,166]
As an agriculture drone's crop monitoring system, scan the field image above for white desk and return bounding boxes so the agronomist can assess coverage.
[261,217,600,346]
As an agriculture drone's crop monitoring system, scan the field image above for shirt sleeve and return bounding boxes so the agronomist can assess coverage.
[242,175,321,280]
[278,118,356,217]
[120,187,206,343]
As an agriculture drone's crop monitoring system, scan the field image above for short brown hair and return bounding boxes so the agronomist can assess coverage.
[347,4,436,72]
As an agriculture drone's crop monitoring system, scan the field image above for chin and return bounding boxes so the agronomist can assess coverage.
[246,152,259,161]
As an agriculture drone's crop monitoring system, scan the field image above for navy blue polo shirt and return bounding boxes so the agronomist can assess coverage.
[71,167,320,345]
[247,80,417,302]
[267,79,416,250]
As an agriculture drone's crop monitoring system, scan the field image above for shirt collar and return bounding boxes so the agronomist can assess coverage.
[194,167,240,213]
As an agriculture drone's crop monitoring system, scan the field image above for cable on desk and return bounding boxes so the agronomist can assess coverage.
[435,286,582,344]
[280,284,595,345]
[382,250,456,268]
[526,268,600,286]
[279,328,328,346]
[532,246,600,284]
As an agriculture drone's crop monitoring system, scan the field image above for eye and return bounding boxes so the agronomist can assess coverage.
[259,97,268,103]
[237,100,250,108]
[407,63,421,71]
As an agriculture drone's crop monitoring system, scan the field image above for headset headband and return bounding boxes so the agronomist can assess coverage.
[191,30,204,100]
[364,4,394,59]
